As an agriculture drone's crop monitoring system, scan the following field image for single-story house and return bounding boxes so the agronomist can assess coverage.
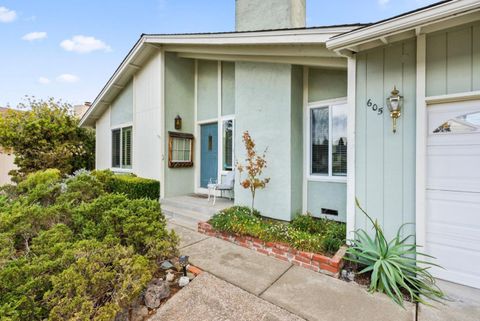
[80,0,480,289]
[0,107,16,185]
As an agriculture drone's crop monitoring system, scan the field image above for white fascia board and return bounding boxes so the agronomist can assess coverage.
[326,0,480,51]
[79,37,148,127]
[144,26,359,45]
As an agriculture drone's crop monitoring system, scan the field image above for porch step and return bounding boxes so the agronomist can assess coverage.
[162,204,214,231]
[161,196,224,217]
[161,195,233,230]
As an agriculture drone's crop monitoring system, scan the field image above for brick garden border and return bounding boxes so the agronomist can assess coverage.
[198,222,347,277]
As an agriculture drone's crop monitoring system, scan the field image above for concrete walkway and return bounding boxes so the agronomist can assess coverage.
[165,222,415,321]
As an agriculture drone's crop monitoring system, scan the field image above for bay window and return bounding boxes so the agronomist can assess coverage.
[309,102,347,178]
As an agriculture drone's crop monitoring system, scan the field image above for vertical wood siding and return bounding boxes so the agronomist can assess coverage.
[426,22,480,97]
[355,39,416,239]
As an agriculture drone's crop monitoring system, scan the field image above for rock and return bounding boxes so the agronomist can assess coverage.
[179,276,190,287]
[144,278,170,309]
[131,306,149,321]
[165,271,175,282]
[187,272,195,280]
[160,260,174,270]
[114,310,129,321]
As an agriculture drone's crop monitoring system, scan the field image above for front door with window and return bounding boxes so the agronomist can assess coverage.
[200,123,218,188]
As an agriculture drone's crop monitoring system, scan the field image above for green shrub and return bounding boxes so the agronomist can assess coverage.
[209,206,345,255]
[92,170,160,200]
[0,169,177,320]
[347,200,444,307]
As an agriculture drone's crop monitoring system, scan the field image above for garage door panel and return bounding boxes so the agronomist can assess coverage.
[427,243,480,289]
[427,146,480,192]
[427,222,480,252]
[427,100,480,289]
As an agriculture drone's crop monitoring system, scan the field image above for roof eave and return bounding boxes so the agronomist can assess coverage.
[326,0,480,51]
[80,26,363,127]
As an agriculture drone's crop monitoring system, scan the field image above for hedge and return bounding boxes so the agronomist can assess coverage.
[92,170,160,200]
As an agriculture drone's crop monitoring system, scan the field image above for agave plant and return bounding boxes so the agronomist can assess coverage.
[347,199,444,307]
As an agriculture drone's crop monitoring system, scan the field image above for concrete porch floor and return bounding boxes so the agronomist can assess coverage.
[161,194,233,229]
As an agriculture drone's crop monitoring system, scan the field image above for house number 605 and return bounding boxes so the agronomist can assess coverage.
[367,99,384,115]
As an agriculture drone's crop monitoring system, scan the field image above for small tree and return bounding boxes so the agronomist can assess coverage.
[236,131,270,213]
[0,97,95,181]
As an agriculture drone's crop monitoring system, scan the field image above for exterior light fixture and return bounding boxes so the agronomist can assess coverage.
[386,86,403,133]
[179,255,189,277]
[175,115,182,130]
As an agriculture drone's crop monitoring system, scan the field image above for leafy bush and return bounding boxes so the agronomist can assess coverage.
[0,97,95,181]
[92,170,160,200]
[209,206,345,255]
[347,200,444,307]
[0,169,177,320]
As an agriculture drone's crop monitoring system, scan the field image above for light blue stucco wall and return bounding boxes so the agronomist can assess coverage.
[222,62,235,116]
[306,68,348,222]
[110,81,133,126]
[308,68,347,103]
[197,60,218,121]
[426,21,480,97]
[234,62,302,221]
[355,39,416,240]
[164,53,195,197]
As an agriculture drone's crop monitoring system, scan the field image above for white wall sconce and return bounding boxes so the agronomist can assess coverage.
[386,86,403,133]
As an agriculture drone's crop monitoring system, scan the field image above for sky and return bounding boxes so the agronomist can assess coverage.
[0,0,439,107]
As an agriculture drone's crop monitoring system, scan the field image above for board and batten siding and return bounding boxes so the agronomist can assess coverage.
[95,106,111,170]
[426,21,480,97]
[355,39,416,239]
[306,68,347,222]
[133,52,162,181]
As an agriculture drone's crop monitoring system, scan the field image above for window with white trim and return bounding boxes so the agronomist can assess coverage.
[112,126,132,169]
[310,103,347,177]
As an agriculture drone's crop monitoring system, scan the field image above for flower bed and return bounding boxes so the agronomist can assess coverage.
[198,221,347,277]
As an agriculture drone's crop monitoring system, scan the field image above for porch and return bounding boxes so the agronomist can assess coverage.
[162,194,233,230]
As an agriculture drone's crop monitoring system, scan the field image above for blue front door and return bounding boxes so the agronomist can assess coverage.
[200,123,218,188]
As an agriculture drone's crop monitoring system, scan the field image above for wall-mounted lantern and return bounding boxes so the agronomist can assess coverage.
[174,115,182,130]
[386,86,403,133]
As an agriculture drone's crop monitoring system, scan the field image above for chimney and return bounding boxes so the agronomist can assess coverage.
[236,0,306,32]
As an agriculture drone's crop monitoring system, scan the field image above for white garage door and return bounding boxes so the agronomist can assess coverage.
[426,100,480,289]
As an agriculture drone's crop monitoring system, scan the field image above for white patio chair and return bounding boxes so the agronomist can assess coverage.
[207,171,235,205]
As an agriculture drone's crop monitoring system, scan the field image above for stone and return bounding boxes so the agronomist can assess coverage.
[187,272,195,280]
[178,276,190,287]
[165,271,175,282]
[131,306,149,321]
[114,310,129,321]
[160,260,174,270]
[144,278,170,309]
